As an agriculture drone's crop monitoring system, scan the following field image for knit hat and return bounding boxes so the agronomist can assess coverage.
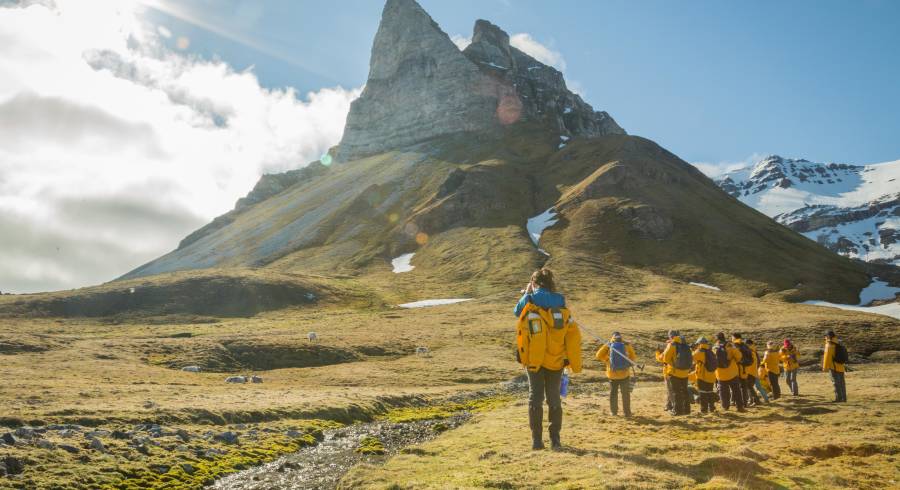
[611,331,622,341]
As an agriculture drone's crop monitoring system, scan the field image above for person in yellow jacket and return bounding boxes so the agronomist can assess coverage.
[514,268,581,450]
[822,330,847,402]
[595,332,637,417]
[661,330,693,415]
[745,340,768,404]
[761,341,782,399]
[757,364,772,399]
[692,337,718,413]
[731,333,760,407]
[781,338,800,396]
[713,332,746,412]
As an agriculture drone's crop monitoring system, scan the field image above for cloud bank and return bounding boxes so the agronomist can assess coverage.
[0,0,360,293]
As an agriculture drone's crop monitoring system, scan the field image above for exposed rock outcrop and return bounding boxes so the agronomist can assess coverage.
[335,0,623,162]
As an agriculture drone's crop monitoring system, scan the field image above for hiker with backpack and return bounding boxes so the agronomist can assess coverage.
[514,268,583,450]
[662,330,694,416]
[714,332,746,412]
[595,331,637,417]
[756,363,771,403]
[731,333,758,407]
[822,330,848,402]
[745,339,768,404]
[692,336,718,413]
[781,338,800,396]
[761,341,782,400]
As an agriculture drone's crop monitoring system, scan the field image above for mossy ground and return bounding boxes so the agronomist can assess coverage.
[1,267,898,488]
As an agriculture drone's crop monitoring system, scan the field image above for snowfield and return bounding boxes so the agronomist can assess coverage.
[716,155,900,265]
[391,253,415,273]
[802,278,900,320]
[399,299,473,308]
[527,208,559,248]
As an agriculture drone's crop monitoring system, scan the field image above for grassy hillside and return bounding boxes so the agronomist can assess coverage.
[115,123,872,306]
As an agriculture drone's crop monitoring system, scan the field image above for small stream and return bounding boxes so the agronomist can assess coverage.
[210,382,526,489]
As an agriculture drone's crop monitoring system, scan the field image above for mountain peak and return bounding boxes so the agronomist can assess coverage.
[335,0,624,162]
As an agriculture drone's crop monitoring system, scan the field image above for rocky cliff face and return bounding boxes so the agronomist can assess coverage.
[335,0,623,162]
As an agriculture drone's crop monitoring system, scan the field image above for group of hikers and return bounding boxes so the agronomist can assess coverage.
[515,268,850,450]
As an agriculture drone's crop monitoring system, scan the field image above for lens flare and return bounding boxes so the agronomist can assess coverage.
[176,36,190,50]
[320,153,333,166]
[415,232,429,245]
[496,94,522,125]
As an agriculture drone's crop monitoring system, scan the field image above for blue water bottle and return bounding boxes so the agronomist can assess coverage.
[560,369,569,397]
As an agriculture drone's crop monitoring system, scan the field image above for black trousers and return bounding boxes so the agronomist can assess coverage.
[831,370,847,402]
[609,378,631,416]
[697,379,716,412]
[667,376,690,415]
[768,372,782,399]
[526,367,563,443]
[718,377,744,410]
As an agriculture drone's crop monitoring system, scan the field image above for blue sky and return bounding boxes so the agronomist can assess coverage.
[2,0,899,293]
[147,0,900,169]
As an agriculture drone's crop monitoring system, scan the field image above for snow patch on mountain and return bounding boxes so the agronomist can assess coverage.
[690,282,721,291]
[527,208,559,248]
[391,253,415,273]
[399,298,472,308]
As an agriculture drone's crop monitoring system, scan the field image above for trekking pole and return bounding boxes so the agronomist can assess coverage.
[579,324,645,372]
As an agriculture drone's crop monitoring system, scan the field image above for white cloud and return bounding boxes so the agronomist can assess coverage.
[510,33,566,71]
[692,154,765,178]
[0,0,361,293]
[450,32,566,72]
[450,34,471,51]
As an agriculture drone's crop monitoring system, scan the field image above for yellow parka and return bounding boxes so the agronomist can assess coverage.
[762,349,781,375]
[655,347,668,379]
[595,340,637,380]
[714,342,742,382]
[692,343,717,384]
[822,338,846,373]
[515,302,582,373]
[662,336,691,379]
[733,339,751,379]
[746,345,761,378]
[758,365,772,391]
[781,345,800,371]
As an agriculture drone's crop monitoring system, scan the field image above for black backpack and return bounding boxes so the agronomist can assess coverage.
[674,342,693,370]
[714,344,730,369]
[702,348,717,372]
[736,343,754,367]
[833,342,849,364]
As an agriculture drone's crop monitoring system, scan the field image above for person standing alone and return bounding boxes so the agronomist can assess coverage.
[515,268,582,450]
[822,330,848,402]
[595,332,637,417]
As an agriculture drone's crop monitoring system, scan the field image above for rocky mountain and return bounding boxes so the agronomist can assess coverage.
[717,155,900,266]
[334,0,623,162]
[110,0,875,312]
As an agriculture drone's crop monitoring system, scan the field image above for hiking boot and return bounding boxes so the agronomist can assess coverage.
[623,412,632,418]
[550,439,562,451]
[532,440,545,450]
[737,407,747,413]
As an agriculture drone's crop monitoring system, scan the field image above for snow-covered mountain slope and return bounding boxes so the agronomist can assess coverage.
[716,155,900,265]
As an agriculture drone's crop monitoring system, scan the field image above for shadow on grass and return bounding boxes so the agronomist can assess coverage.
[591,449,790,489]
